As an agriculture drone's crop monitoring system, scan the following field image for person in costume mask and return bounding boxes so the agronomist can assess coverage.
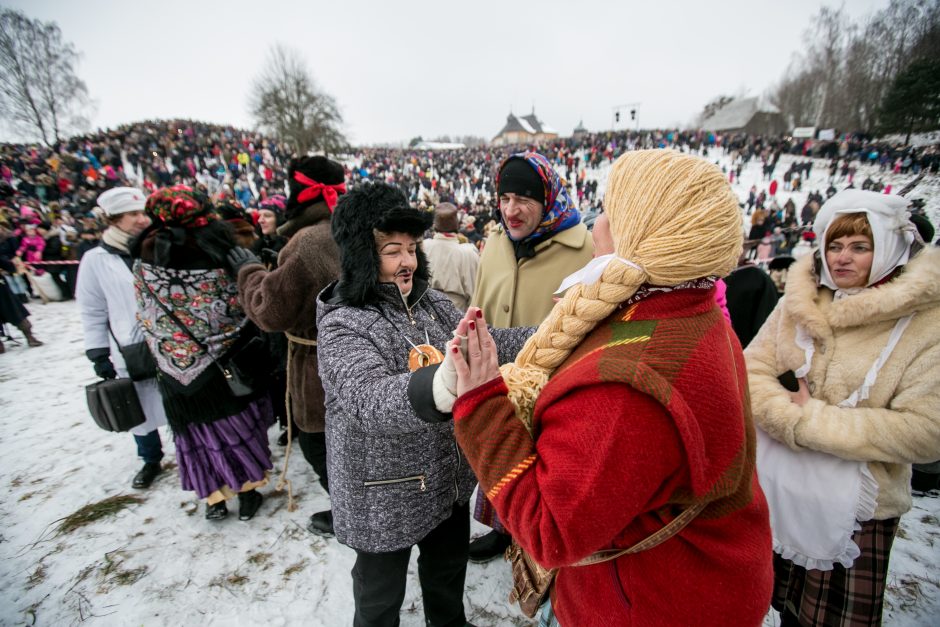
[315,182,531,627]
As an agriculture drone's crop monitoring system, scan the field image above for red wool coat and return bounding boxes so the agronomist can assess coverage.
[454,287,773,626]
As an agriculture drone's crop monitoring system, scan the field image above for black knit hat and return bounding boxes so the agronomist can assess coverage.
[285,156,346,221]
[331,182,431,306]
[497,157,545,205]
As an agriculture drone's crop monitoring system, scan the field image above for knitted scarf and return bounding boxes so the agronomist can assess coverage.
[102,226,133,253]
[542,289,755,512]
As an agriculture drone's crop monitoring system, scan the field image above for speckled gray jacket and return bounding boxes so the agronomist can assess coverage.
[317,279,531,552]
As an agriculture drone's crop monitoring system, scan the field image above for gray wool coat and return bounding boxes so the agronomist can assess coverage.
[317,280,531,552]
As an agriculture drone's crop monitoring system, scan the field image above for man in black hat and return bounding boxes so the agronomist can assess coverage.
[467,151,593,561]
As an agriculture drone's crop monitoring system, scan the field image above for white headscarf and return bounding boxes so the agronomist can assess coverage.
[813,189,914,290]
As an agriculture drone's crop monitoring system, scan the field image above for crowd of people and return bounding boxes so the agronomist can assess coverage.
[2,118,940,626]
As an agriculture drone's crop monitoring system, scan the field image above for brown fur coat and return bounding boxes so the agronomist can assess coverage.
[237,202,340,432]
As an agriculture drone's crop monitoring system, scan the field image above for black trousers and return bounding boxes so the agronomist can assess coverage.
[351,502,469,627]
[297,430,329,493]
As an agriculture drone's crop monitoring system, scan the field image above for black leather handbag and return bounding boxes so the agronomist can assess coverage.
[85,378,147,432]
[214,331,269,397]
[108,326,157,381]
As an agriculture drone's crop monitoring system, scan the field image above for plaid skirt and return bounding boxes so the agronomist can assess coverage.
[772,517,900,627]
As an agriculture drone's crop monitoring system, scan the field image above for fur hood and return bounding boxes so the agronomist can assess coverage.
[783,245,940,340]
[330,182,432,307]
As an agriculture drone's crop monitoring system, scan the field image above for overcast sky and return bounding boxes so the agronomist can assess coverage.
[4,0,889,146]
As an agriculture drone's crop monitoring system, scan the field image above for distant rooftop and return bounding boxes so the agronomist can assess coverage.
[494,110,558,140]
[700,97,780,132]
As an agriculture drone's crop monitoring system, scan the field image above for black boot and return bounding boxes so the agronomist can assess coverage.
[16,319,42,347]
[205,501,228,521]
[307,509,334,537]
[132,462,162,489]
[238,490,263,521]
[468,530,512,563]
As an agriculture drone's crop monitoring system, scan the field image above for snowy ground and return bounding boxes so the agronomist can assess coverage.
[2,150,939,627]
[0,298,528,627]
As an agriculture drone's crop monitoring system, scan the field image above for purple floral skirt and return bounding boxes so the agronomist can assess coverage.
[174,396,274,499]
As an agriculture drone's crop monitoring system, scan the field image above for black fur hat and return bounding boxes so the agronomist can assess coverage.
[285,155,346,221]
[331,182,432,307]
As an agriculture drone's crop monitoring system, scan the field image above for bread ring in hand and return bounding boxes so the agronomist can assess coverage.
[408,344,444,372]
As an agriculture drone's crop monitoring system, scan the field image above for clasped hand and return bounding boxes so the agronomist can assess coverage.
[449,307,503,397]
[789,378,811,406]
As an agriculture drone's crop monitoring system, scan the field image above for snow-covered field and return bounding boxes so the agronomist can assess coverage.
[1,149,939,626]
[0,298,528,627]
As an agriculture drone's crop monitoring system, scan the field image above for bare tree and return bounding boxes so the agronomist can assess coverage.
[0,8,91,145]
[768,59,822,129]
[767,0,940,134]
[805,6,850,128]
[248,44,346,156]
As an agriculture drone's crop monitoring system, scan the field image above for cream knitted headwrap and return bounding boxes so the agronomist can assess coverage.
[501,149,744,428]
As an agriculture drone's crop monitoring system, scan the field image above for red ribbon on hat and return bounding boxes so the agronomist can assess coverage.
[294,172,346,211]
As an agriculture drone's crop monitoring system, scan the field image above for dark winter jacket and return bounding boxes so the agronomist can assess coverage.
[316,279,531,552]
[724,264,779,348]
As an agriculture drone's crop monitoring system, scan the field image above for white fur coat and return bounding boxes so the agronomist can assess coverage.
[745,246,940,519]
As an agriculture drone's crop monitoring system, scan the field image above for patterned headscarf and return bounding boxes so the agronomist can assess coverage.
[145,185,219,229]
[495,152,581,244]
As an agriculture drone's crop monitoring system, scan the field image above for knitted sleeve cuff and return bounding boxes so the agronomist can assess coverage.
[453,376,509,422]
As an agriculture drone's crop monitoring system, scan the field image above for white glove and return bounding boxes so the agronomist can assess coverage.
[432,332,467,413]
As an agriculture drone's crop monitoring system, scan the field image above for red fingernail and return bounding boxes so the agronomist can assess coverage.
[452,347,459,354]
[475,310,483,318]
[469,321,475,330]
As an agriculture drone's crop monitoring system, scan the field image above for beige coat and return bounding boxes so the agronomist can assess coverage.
[422,233,479,311]
[471,222,594,328]
[745,246,940,519]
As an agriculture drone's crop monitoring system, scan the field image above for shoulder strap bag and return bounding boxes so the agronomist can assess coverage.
[506,501,707,618]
